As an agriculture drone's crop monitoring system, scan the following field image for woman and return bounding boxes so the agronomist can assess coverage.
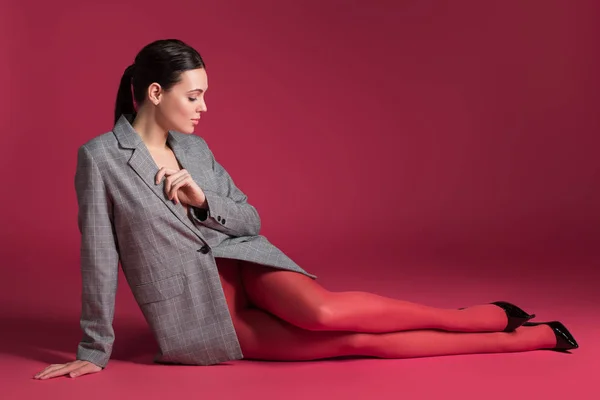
[34,39,578,380]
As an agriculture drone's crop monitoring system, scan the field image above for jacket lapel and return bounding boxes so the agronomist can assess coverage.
[113,114,208,242]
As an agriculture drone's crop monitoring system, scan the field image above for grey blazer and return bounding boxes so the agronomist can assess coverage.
[74,114,316,368]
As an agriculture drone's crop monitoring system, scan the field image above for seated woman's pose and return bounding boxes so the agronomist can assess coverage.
[34,39,578,380]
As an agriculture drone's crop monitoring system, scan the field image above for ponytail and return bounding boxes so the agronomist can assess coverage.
[114,64,136,124]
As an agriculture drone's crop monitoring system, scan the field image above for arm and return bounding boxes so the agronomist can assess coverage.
[73,145,120,369]
[189,137,261,237]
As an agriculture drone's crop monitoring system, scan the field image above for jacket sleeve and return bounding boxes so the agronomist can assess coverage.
[189,137,261,237]
[73,145,120,369]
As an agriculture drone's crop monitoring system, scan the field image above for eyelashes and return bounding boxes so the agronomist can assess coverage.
[188,97,198,102]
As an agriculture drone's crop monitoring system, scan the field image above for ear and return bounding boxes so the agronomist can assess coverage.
[147,82,163,105]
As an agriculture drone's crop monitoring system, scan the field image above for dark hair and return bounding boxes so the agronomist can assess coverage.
[114,39,206,124]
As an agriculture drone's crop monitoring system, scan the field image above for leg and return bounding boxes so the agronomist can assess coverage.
[216,259,557,360]
[234,302,556,361]
[215,257,354,360]
[354,325,557,359]
[239,261,511,333]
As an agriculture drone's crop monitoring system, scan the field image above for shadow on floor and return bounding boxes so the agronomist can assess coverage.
[0,312,157,365]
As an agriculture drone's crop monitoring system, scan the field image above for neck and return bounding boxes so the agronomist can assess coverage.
[131,109,169,151]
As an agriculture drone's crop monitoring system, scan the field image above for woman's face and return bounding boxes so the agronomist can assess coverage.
[152,68,208,134]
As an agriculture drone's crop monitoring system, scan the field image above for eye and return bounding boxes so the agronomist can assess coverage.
[188,97,198,102]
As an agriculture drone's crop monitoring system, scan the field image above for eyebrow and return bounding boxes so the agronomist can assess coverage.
[187,88,206,93]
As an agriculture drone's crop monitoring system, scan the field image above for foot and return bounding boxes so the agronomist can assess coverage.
[522,321,579,351]
[490,301,536,332]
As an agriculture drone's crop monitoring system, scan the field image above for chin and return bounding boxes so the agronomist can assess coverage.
[175,124,195,134]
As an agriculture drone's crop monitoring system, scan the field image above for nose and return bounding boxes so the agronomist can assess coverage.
[198,99,207,113]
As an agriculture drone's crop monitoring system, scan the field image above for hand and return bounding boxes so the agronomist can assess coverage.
[155,167,206,207]
[33,360,102,380]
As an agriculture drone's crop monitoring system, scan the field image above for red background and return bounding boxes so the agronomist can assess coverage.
[1,0,598,398]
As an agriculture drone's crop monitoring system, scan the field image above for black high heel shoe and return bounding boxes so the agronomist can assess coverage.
[458,301,536,332]
[522,321,579,351]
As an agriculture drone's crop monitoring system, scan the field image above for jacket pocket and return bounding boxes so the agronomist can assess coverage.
[133,273,186,305]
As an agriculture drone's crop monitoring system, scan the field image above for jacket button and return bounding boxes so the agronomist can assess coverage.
[197,245,210,254]
[217,216,221,222]
[222,218,226,224]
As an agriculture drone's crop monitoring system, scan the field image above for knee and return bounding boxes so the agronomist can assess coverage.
[297,302,339,331]
[346,332,369,355]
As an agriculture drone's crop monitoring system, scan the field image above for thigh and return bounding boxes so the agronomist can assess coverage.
[238,261,332,328]
[215,257,251,318]
[215,258,355,360]
[216,258,357,361]
[234,306,357,361]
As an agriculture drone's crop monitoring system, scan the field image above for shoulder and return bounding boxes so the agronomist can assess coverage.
[75,131,122,172]
[77,131,117,156]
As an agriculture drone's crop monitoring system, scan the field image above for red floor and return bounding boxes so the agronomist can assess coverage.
[3,249,598,399]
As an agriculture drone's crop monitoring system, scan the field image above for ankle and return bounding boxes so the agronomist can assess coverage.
[521,325,556,348]
[458,304,507,332]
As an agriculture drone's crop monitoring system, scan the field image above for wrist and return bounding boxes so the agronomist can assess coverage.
[194,195,208,209]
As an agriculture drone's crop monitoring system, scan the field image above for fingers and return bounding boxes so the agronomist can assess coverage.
[168,175,192,203]
[34,362,75,380]
[34,363,63,379]
[68,362,102,378]
[155,167,180,185]
[164,170,190,202]
[155,168,199,205]
[34,360,101,380]
[156,168,188,197]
